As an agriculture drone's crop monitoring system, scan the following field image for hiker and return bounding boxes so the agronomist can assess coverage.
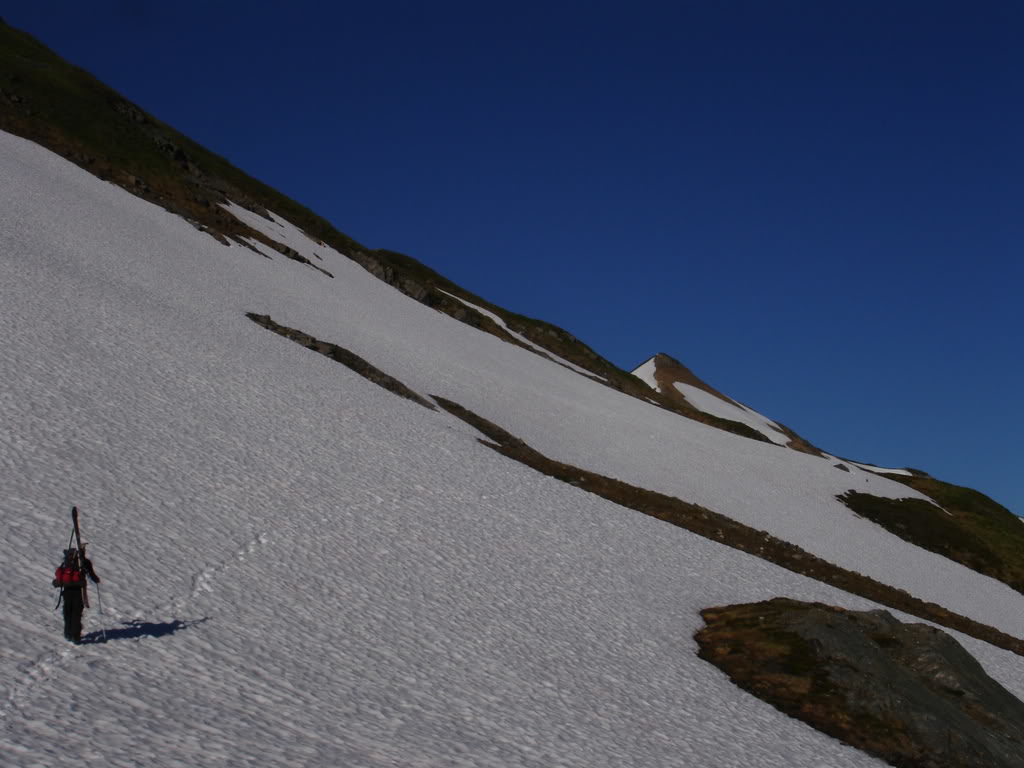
[53,547,101,644]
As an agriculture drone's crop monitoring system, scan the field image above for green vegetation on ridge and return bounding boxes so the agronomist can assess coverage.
[839,478,1024,595]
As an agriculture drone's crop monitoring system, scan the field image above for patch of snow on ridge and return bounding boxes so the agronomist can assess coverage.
[220,200,333,263]
[850,461,913,477]
[672,382,790,445]
[631,356,659,390]
[437,289,598,378]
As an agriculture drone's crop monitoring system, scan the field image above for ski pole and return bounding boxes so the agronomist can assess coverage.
[95,582,108,643]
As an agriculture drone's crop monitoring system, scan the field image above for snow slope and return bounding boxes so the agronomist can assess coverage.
[3,130,1024,767]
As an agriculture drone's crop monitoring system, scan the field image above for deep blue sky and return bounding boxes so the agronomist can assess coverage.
[5,2,1022,513]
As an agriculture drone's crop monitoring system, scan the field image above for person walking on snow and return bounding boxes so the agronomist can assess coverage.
[53,547,100,644]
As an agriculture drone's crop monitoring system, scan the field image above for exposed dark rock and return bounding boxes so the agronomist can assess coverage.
[112,99,149,124]
[231,236,270,258]
[696,598,1024,768]
[834,463,850,472]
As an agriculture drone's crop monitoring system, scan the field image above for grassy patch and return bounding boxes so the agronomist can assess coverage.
[697,600,845,707]
[839,485,1024,595]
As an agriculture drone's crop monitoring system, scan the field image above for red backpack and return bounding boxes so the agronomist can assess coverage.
[55,554,85,587]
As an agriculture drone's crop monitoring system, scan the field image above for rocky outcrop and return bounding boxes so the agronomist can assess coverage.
[696,598,1024,768]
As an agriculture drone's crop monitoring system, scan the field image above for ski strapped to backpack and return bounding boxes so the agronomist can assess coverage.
[54,507,101,608]
[53,506,107,643]
[71,506,90,607]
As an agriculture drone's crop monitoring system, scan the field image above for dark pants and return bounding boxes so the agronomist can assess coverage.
[62,588,84,643]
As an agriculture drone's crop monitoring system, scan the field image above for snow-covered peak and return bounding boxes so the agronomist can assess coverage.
[632,355,659,390]
[632,352,792,446]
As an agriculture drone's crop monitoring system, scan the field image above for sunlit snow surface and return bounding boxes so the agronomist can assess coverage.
[631,356,659,390]
[4,130,1024,767]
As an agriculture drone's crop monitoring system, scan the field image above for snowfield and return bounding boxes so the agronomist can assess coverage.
[3,129,1024,767]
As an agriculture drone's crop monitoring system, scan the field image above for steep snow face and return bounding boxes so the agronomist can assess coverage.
[2,129,1023,768]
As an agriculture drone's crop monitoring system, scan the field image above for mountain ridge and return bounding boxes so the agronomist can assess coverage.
[0,17,828,447]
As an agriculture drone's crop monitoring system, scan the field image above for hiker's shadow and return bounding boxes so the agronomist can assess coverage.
[83,617,208,644]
